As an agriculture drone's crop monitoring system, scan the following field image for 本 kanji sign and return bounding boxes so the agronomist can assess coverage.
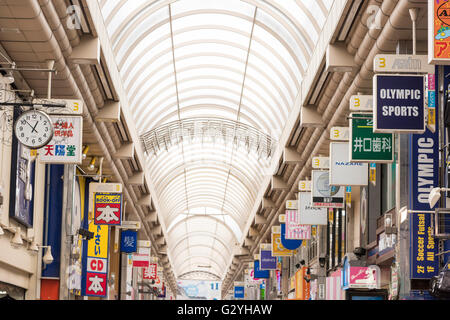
[429,0,450,63]
[349,113,394,163]
[39,115,83,164]
[94,193,122,225]
[84,223,109,297]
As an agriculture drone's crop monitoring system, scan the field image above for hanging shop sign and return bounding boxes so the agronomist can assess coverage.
[285,200,298,210]
[298,192,327,225]
[326,269,344,300]
[94,193,122,225]
[281,223,306,250]
[285,210,312,240]
[38,115,83,164]
[427,73,436,133]
[373,74,426,133]
[298,180,311,192]
[143,263,158,280]
[311,170,344,208]
[120,229,137,253]
[349,95,373,112]
[254,260,270,279]
[133,253,150,268]
[33,98,84,115]
[374,54,435,73]
[234,283,245,299]
[349,113,394,162]
[429,0,450,64]
[260,244,277,270]
[410,212,439,279]
[271,227,292,257]
[329,142,368,186]
[312,156,329,169]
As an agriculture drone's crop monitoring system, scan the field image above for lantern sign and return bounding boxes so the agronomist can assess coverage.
[373,74,426,133]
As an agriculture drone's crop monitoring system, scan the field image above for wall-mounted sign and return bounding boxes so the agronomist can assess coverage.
[285,210,312,240]
[429,0,450,64]
[298,180,311,191]
[349,113,394,162]
[260,244,277,270]
[39,115,83,164]
[349,95,373,112]
[374,54,434,73]
[330,142,368,186]
[120,229,137,253]
[374,74,426,133]
[341,263,381,290]
[298,192,327,225]
[312,156,329,169]
[94,193,122,225]
[311,170,344,208]
[295,267,310,300]
[285,200,298,209]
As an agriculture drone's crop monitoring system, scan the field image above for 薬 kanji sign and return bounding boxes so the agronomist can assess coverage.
[349,113,394,163]
[94,193,122,225]
[143,263,158,280]
[39,115,83,164]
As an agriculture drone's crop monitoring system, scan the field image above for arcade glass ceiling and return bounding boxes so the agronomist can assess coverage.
[98,0,333,281]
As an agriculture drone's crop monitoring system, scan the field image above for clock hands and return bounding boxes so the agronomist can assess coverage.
[25,120,38,133]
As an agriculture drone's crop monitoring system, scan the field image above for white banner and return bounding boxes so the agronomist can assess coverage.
[329,142,368,186]
[298,192,328,225]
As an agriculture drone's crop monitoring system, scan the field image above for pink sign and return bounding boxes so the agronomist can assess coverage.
[285,210,311,240]
[347,266,380,289]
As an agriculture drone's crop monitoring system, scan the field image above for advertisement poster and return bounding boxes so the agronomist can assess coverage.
[429,0,450,63]
[311,170,344,208]
[94,192,122,225]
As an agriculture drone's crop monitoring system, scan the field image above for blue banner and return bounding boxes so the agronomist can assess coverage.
[41,164,64,278]
[280,223,302,250]
[121,230,137,253]
[375,74,425,132]
[234,286,244,299]
[260,249,277,270]
[254,260,270,279]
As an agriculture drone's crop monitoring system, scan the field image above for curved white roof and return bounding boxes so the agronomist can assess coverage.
[100,0,333,280]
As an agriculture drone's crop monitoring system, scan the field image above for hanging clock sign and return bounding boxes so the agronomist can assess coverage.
[14,109,54,149]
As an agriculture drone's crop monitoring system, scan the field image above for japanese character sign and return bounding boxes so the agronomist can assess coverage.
[349,113,393,163]
[84,223,109,297]
[120,230,137,253]
[143,263,157,280]
[94,193,122,226]
[429,0,450,63]
[39,115,83,164]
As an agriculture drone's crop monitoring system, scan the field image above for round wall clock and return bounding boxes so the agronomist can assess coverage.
[14,109,54,149]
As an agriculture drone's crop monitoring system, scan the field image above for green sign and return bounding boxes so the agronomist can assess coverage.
[349,113,393,162]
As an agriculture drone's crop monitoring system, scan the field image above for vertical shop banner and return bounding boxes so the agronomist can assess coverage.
[429,0,450,63]
[143,263,158,280]
[39,115,83,164]
[295,267,310,300]
[408,65,439,280]
[298,192,328,225]
[84,223,109,297]
[253,260,270,279]
[120,230,137,253]
[285,209,313,239]
[260,244,277,270]
[410,213,439,279]
[271,227,292,257]
[329,142,368,186]
[94,193,122,225]
[374,74,426,133]
[311,170,344,208]
[349,113,394,162]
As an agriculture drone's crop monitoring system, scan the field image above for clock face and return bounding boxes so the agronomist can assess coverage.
[14,110,54,149]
